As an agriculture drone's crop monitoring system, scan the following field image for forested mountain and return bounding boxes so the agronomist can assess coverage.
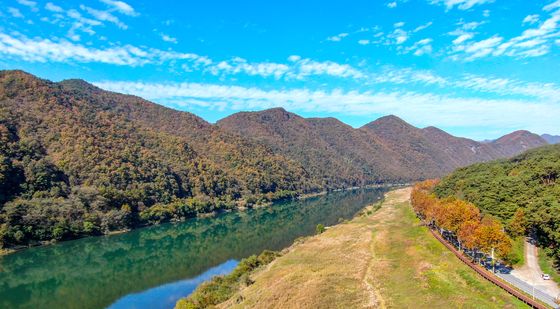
[434,144,560,266]
[0,70,311,248]
[219,110,547,185]
[217,108,407,187]
[0,70,548,249]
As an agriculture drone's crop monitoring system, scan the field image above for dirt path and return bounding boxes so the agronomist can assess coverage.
[511,240,560,298]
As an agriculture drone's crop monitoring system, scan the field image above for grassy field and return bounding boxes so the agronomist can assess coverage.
[217,188,528,308]
[538,250,560,285]
[512,237,526,267]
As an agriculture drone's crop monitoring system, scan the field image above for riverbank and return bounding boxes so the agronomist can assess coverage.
[0,184,402,257]
[0,188,387,309]
[210,188,527,308]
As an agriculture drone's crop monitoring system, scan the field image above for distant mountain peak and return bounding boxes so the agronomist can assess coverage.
[368,114,406,125]
[361,115,419,136]
[0,70,49,91]
[494,130,544,142]
[541,134,560,144]
[59,79,102,93]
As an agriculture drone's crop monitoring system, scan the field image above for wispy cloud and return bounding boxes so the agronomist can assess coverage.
[38,1,139,40]
[413,22,433,32]
[450,2,560,61]
[99,0,138,16]
[16,0,38,11]
[372,66,560,101]
[45,2,63,13]
[8,7,24,18]
[0,31,364,81]
[407,38,434,55]
[0,32,207,66]
[93,80,560,135]
[522,14,540,25]
[390,28,409,44]
[80,5,127,29]
[160,33,178,43]
[205,56,365,80]
[430,0,494,11]
[326,32,349,42]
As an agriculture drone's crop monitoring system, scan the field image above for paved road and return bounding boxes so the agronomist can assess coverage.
[494,240,560,308]
[496,271,559,308]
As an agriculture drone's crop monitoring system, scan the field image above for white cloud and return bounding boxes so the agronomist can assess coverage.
[450,2,560,61]
[458,21,484,30]
[394,21,405,28]
[207,58,290,79]
[17,0,38,11]
[413,22,433,32]
[522,14,540,25]
[358,39,370,45]
[99,0,138,16]
[408,38,433,55]
[45,2,63,13]
[370,67,560,103]
[0,32,209,66]
[67,9,102,26]
[483,9,490,17]
[161,33,177,44]
[80,5,127,29]
[544,0,560,12]
[0,31,366,81]
[326,33,349,42]
[374,68,448,86]
[203,57,366,80]
[387,2,397,8]
[93,80,560,134]
[452,33,473,45]
[391,29,409,44]
[430,0,494,10]
[8,7,24,18]
[287,55,301,62]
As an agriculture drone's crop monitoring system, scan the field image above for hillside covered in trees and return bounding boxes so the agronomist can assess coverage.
[434,144,560,267]
[218,108,547,185]
[0,70,550,249]
[0,70,311,248]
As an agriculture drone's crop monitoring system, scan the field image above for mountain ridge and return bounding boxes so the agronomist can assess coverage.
[541,133,560,144]
[219,107,547,185]
[0,69,550,248]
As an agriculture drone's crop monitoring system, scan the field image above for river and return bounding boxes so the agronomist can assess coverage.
[0,188,387,309]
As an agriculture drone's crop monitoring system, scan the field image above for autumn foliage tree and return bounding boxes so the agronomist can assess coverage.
[411,180,512,262]
[475,216,513,258]
[507,208,528,238]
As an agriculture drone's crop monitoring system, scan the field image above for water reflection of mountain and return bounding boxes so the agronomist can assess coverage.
[0,188,386,309]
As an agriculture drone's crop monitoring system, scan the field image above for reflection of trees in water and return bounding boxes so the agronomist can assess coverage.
[0,188,385,309]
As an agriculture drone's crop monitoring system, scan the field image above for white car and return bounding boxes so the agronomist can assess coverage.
[542,274,551,280]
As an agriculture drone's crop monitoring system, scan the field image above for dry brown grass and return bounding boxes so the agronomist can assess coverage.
[218,188,527,309]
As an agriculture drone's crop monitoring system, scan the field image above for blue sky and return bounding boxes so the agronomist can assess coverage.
[1,0,559,139]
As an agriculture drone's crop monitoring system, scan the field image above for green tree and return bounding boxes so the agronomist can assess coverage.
[316,224,325,234]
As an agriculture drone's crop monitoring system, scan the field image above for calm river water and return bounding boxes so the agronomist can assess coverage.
[0,188,387,309]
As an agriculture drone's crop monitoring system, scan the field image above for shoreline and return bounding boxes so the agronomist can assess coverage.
[209,187,527,308]
[175,189,393,308]
[0,182,405,257]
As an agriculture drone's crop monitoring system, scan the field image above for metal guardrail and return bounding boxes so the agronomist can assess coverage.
[428,228,552,309]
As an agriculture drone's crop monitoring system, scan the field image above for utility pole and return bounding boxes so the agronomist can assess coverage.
[491,247,495,273]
